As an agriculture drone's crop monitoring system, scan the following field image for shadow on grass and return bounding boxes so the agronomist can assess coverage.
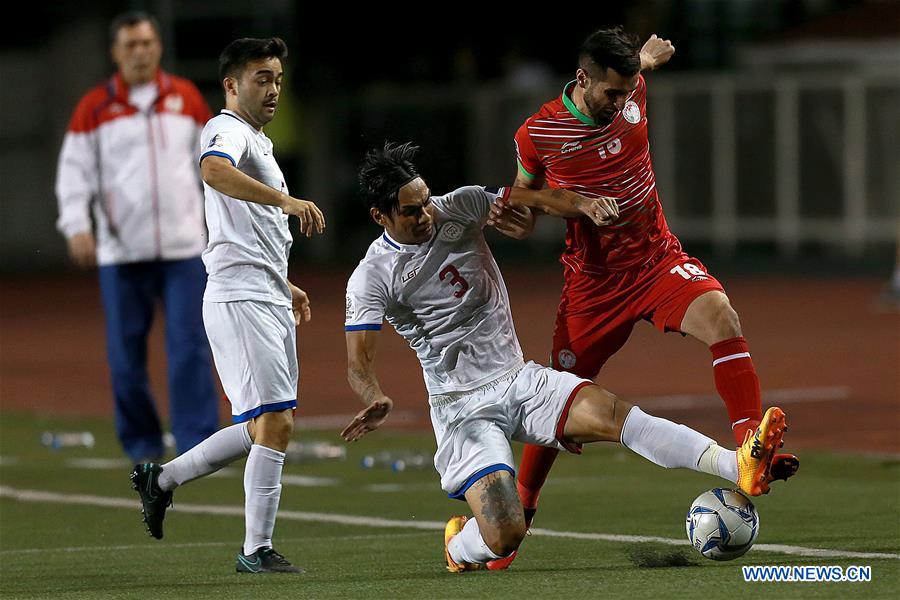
[627,544,701,568]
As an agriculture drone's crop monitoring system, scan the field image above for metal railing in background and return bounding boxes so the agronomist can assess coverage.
[304,70,898,260]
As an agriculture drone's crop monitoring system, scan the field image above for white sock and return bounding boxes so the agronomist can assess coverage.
[448,517,504,565]
[243,444,285,556]
[158,423,252,491]
[620,406,715,471]
[697,443,739,484]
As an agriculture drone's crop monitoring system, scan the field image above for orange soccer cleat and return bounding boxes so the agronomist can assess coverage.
[737,407,787,496]
[444,515,481,573]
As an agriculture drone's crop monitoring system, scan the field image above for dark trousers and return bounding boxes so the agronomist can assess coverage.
[98,257,219,461]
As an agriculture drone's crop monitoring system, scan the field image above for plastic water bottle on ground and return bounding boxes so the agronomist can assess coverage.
[285,440,347,463]
[40,431,95,450]
[361,450,432,471]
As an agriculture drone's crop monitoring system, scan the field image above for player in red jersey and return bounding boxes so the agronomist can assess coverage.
[486,28,799,568]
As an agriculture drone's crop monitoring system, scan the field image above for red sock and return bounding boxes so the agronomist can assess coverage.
[710,336,763,446]
[516,444,560,509]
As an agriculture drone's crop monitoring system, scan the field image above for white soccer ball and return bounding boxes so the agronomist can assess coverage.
[685,488,759,561]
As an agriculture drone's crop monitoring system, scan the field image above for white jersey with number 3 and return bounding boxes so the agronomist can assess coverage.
[345,186,523,395]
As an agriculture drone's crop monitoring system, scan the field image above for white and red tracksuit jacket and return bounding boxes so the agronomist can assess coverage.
[55,70,212,265]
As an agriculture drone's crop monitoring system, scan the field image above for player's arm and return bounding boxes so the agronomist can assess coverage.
[488,171,543,238]
[56,98,100,268]
[508,187,618,224]
[341,330,394,441]
[500,186,619,227]
[640,34,675,71]
[200,155,325,237]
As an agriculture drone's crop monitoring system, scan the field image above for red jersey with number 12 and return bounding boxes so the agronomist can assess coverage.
[515,75,678,272]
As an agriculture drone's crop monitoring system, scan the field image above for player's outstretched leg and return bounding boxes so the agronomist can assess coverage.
[237,409,302,574]
[445,470,525,572]
[130,422,254,539]
[561,384,788,497]
[681,291,799,483]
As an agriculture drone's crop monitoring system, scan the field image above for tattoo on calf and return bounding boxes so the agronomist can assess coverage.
[477,473,521,528]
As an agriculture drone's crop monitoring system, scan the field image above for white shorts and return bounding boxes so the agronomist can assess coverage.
[203,300,298,423]
[429,361,591,499]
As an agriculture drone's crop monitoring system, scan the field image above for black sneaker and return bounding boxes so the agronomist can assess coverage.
[235,547,304,574]
[130,463,172,539]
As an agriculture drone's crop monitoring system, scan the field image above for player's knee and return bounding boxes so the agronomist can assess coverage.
[703,292,741,341]
[714,301,742,339]
[252,410,294,447]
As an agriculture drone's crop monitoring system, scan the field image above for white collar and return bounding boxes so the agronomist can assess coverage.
[220,109,264,135]
[381,230,425,253]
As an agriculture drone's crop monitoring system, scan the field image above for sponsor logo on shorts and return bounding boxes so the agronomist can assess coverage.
[623,100,641,124]
[439,222,464,242]
[691,275,709,282]
[558,349,577,369]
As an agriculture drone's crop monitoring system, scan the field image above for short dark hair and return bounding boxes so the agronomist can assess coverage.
[579,27,641,78]
[358,142,422,215]
[109,11,160,45]
[218,37,288,82]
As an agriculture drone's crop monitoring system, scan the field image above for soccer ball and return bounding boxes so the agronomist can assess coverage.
[685,488,759,561]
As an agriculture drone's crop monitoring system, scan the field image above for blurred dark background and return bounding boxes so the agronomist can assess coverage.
[1,0,898,272]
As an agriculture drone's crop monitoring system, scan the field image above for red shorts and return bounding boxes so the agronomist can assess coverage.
[551,249,724,379]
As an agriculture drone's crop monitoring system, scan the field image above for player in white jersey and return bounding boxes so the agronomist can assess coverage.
[341,142,788,572]
[130,37,324,574]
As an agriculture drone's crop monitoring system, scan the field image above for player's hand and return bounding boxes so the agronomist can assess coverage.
[281,196,326,237]
[487,198,536,240]
[341,397,393,442]
[575,195,619,226]
[288,283,311,325]
[66,232,97,268]
[640,34,675,71]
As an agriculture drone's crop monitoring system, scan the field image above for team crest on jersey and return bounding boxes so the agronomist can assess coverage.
[557,349,577,369]
[439,222,464,242]
[208,134,223,148]
[623,100,641,124]
[163,94,184,114]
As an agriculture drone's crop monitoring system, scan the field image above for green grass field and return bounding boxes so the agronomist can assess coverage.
[1,412,898,599]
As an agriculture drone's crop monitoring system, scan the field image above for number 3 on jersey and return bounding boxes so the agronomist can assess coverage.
[439,265,469,298]
[670,262,708,280]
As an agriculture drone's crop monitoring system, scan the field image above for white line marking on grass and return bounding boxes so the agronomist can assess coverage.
[281,474,338,487]
[634,386,852,410]
[0,456,18,466]
[2,486,896,561]
[66,458,129,469]
[54,460,338,487]
[1,532,434,556]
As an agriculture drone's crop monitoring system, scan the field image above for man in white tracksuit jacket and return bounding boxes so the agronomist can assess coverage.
[54,11,218,461]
